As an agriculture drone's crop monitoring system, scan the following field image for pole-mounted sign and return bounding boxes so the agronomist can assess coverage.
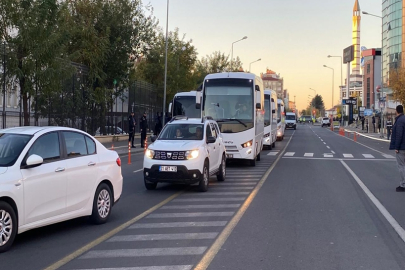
[343,45,354,64]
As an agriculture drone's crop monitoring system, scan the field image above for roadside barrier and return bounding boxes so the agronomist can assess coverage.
[111,142,114,150]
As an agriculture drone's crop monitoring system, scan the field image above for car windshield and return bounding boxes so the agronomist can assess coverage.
[158,124,204,140]
[264,96,271,127]
[0,133,32,167]
[286,115,295,120]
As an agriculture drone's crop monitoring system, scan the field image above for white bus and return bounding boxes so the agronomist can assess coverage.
[196,72,264,166]
[263,89,278,149]
[277,99,285,141]
[168,91,201,118]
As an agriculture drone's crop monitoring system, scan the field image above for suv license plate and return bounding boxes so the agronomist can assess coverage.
[159,166,177,172]
[226,154,233,158]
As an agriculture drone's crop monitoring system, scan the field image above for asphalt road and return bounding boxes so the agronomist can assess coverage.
[4,125,405,270]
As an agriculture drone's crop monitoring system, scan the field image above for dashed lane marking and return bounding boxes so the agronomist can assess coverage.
[362,154,375,159]
[161,204,241,209]
[108,232,219,242]
[146,212,235,218]
[129,221,228,229]
[343,154,354,158]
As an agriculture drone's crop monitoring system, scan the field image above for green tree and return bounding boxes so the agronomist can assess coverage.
[390,67,405,105]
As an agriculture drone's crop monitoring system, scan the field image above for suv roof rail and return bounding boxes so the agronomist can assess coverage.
[169,115,188,123]
[201,116,213,123]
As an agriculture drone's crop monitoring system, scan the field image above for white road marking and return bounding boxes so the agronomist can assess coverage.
[326,146,330,149]
[383,154,395,159]
[161,204,241,209]
[283,157,395,161]
[129,221,227,229]
[210,182,256,186]
[331,151,336,154]
[80,247,207,259]
[133,169,143,173]
[226,176,261,178]
[284,152,295,156]
[323,142,326,144]
[267,152,279,156]
[173,198,246,202]
[192,192,250,196]
[146,212,235,218]
[340,160,405,245]
[108,233,218,242]
[323,154,333,158]
[362,154,375,158]
[210,187,254,190]
[343,154,354,158]
[304,153,314,157]
[73,266,193,270]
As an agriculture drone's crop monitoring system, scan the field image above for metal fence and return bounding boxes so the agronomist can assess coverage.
[0,80,164,136]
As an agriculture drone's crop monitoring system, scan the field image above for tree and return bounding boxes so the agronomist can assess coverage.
[134,28,198,104]
[390,67,405,105]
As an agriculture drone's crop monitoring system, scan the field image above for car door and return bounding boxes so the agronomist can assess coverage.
[209,123,220,169]
[20,131,67,225]
[62,131,99,213]
[205,124,216,174]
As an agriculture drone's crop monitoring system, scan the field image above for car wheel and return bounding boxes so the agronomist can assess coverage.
[250,156,256,166]
[0,201,17,253]
[199,163,209,192]
[268,143,272,150]
[294,127,296,130]
[144,178,157,190]
[91,183,112,224]
[272,141,276,148]
[217,155,226,182]
[257,152,261,161]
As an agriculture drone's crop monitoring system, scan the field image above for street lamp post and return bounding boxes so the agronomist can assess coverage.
[323,65,335,111]
[231,36,247,71]
[162,0,169,126]
[327,55,343,125]
[363,11,384,138]
[2,41,6,129]
[249,58,261,73]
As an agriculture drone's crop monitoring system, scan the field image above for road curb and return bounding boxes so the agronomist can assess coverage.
[344,129,389,143]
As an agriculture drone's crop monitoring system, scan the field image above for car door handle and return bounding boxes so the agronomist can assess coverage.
[88,162,96,166]
[55,167,65,172]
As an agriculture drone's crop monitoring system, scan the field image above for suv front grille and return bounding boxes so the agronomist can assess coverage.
[154,151,186,160]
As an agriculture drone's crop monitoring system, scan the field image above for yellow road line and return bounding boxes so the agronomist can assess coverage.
[43,190,184,270]
[194,131,295,270]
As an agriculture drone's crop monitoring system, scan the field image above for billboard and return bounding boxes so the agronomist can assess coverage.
[343,45,354,63]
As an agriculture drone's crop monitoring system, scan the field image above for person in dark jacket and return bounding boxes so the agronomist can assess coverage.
[361,116,365,130]
[389,105,405,192]
[372,115,376,132]
[128,112,136,148]
[154,112,162,136]
[140,112,148,148]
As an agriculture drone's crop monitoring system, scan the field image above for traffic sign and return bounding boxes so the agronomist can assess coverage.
[342,98,357,105]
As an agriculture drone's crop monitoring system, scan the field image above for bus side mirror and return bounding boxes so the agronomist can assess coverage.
[168,103,172,113]
[255,85,260,91]
[256,103,261,109]
[196,91,201,109]
[271,102,275,113]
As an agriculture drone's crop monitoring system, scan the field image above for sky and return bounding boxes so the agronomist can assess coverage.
[144,0,382,111]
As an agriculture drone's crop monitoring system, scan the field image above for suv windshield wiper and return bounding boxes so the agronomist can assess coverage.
[217,118,247,127]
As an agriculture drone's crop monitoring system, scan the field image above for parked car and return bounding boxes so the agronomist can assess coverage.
[95,126,127,136]
[0,126,123,252]
[143,116,226,192]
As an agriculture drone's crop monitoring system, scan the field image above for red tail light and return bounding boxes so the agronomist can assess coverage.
[116,157,121,167]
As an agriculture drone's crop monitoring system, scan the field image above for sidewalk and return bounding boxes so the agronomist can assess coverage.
[100,133,152,155]
[343,125,390,143]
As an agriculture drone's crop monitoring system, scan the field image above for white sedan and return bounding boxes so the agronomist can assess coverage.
[0,126,123,252]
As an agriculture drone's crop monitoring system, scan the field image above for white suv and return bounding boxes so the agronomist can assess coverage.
[321,117,331,127]
[143,117,226,192]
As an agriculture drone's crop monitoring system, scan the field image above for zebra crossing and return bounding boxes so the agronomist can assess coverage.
[267,151,395,159]
[59,159,275,270]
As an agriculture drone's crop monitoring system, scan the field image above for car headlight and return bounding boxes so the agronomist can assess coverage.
[241,140,253,148]
[145,149,155,159]
[186,149,199,160]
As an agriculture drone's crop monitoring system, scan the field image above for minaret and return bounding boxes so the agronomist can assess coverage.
[352,0,361,76]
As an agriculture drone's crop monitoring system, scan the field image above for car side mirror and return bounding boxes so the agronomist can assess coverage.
[24,154,43,169]
[150,135,157,142]
[206,136,216,144]
[196,91,201,109]
[256,103,261,109]
[168,103,172,113]
[272,109,276,113]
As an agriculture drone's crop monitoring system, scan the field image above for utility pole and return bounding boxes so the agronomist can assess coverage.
[2,41,6,129]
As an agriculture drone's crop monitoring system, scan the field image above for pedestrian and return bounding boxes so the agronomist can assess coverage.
[372,115,376,132]
[128,112,136,148]
[389,105,405,192]
[361,116,365,130]
[154,112,162,136]
[378,117,381,133]
[140,111,148,148]
[387,118,393,140]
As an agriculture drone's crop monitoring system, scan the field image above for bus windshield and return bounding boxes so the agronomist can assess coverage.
[203,79,254,133]
[264,96,270,127]
[172,95,200,118]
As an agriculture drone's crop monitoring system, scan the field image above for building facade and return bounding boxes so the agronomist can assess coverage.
[362,49,382,109]
[261,69,284,99]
